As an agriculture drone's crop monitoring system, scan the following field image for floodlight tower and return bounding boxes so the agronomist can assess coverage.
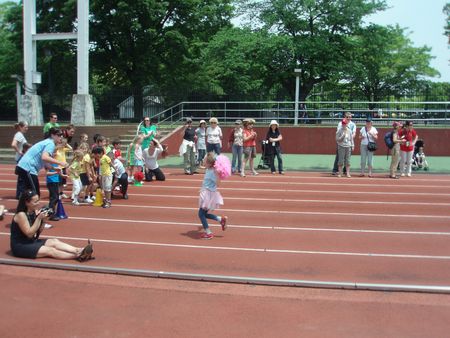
[21,0,94,125]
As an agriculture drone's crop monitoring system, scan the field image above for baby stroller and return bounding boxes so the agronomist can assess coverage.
[257,140,270,169]
[412,139,429,171]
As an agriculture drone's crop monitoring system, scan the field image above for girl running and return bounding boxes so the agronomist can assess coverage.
[198,152,230,239]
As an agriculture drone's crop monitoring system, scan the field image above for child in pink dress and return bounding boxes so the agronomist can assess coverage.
[198,153,229,239]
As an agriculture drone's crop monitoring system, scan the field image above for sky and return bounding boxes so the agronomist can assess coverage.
[366,0,449,82]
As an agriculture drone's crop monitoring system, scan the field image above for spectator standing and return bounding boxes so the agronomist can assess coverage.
[241,118,258,177]
[12,121,30,199]
[389,122,406,179]
[398,121,418,177]
[179,118,197,175]
[11,121,29,163]
[336,119,354,178]
[332,112,356,175]
[359,119,378,177]
[206,117,222,155]
[228,119,244,174]
[43,113,60,138]
[266,120,284,175]
[195,120,207,167]
[140,117,158,151]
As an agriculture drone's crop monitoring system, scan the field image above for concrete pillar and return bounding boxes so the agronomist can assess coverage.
[71,94,95,126]
[19,94,43,126]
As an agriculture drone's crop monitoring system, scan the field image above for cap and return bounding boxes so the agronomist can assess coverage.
[341,118,348,125]
[235,119,242,125]
[186,118,193,123]
[365,118,372,123]
[199,120,206,125]
[269,120,279,127]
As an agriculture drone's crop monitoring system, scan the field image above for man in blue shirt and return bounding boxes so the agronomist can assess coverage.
[16,128,68,197]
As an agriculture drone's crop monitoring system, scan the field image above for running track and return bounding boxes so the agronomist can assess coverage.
[1,164,450,292]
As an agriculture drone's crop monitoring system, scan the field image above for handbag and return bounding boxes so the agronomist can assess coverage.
[365,127,377,152]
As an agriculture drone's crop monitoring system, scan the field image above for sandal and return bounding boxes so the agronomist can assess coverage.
[77,240,94,262]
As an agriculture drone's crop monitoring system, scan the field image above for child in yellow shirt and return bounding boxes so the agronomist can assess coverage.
[94,147,113,208]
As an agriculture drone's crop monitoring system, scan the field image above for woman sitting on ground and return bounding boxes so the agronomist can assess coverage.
[10,189,93,261]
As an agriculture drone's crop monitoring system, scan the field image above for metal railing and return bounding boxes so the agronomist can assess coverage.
[152,101,450,126]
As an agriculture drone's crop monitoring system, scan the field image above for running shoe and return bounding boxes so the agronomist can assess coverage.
[200,232,214,239]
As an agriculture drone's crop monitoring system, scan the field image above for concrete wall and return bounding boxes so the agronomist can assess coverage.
[2,125,449,156]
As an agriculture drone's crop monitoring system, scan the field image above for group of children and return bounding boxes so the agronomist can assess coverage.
[43,133,127,214]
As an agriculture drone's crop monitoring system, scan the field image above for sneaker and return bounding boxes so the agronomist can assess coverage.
[114,186,121,191]
[407,173,412,177]
[91,195,96,201]
[401,173,405,177]
[200,232,214,239]
[123,194,128,200]
[84,197,93,204]
[60,193,68,199]
[102,202,111,208]
[252,171,259,176]
[44,223,53,229]
[49,215,60,221]
[72,200,80,206]
[279,172,285,175]
[220,216,228,231]
[240,172,246,177]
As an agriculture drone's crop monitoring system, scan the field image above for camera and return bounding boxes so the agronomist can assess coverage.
[39,207,54,216]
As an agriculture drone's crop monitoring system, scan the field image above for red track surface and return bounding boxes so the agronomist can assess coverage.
[1,164,450,336]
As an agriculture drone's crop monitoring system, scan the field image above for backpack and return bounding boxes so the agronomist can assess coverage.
[384,131,394,149]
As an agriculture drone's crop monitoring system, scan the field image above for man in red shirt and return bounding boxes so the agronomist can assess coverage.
[398,121,418,177]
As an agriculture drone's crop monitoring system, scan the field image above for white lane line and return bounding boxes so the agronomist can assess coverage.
[169,178,450,189]
[2,232,449,260]
[2,185,450,197]
[2,199,450,219]
[119,193,450,207]
[1,176,450,189]
[23,215,450,236]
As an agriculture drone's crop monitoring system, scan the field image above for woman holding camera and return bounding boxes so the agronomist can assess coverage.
[10,189,93,260]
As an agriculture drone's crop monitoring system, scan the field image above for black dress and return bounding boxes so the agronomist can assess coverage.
[10,212,47,258]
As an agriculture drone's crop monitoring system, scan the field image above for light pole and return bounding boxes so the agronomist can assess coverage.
[294,68,301,125]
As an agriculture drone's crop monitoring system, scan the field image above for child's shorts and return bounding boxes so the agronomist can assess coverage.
[80,173,90,186]
[102,175,113,192]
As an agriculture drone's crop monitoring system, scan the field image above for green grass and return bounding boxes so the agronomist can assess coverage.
[159,153,450,173]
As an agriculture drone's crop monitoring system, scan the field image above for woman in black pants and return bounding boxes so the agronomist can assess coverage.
[265,120,284,174]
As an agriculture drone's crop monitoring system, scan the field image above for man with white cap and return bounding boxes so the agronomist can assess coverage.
[266,120,284,174]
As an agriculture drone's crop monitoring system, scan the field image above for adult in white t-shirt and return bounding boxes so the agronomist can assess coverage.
[359,119,378,177]
[143,139,166,181]
[11,121,29,162]
[206,117,222,155]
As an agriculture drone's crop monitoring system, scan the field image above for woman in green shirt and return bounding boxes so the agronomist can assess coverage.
[139,118,157,150]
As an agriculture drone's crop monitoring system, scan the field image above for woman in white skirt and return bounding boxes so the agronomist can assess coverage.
[198,153,228,239]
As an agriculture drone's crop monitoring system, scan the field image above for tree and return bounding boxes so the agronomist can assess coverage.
[347,24,439,101]
[444,2,450,44]
[0,2,23,119]
[89,0,234,117]
[236,0,386,100]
